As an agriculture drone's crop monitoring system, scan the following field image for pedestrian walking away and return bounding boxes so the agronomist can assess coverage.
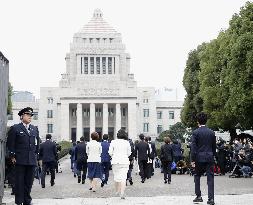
[191,112,216,205]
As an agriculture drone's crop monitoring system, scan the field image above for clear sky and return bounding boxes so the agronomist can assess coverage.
[0,0,249,100]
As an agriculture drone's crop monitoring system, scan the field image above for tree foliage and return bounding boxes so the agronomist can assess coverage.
[158,122,187,142]
[182,2,253,130]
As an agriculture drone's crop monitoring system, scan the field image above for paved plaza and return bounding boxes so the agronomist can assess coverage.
[3,156,253,205]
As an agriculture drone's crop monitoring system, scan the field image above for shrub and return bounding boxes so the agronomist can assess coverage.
[57,141,72,159]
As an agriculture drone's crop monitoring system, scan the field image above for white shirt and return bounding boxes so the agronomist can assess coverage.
[86,140,102,162]
[109,139,131,165]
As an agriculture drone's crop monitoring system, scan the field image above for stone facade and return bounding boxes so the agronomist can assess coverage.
[0,51,9,204]
[37,9,183,142]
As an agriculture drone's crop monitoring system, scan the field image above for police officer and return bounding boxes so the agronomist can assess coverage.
[7,107,40,205]
[39,134,57,188]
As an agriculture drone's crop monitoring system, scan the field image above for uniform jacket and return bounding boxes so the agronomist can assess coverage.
[191,126,216,163]
[172,142,182,157]
[7,123,40,166]
[101,140,110,162]
[39,140,57,163]
[75,141,88,163]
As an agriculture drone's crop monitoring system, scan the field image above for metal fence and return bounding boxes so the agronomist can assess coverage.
[0,52,9,204]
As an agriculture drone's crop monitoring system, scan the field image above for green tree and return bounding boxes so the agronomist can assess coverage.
[158,122,187,142]
[181,44,206,128]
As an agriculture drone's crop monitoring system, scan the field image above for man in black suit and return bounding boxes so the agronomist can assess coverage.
[39,134,57,188]
[7,107,40,205]
[135,134,150,183]
[191,112,216,205]
[148,136,157,176]
[75,136,88,184]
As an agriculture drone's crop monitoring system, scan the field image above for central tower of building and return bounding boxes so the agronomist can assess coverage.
[39,9,137,141]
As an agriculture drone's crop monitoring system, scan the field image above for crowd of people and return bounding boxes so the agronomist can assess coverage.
[3,107,253,205]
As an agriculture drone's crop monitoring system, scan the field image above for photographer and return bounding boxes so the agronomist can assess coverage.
[216,138,226,175]
[238,149,252,178]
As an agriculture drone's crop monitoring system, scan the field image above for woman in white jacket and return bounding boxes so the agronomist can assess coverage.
[109,129,131,199]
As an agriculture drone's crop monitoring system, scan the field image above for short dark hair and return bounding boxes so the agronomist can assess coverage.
[144,137,149,142]
[139,134,145,140]
[80,136,85,142]
[196,112,207,125]
[164,137,171,144]
[103,134,109,140]
[117,129,128,140]
[46,134,52,139]
[148,136,151,141]
[91,132,99,141]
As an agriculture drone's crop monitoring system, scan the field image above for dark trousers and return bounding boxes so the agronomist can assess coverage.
[194,162,214,200]
[41,161,55,186]
[76,160,87,181]
[162,161,172,181]
[138,160,148,180]
[146,162,153,179]
[15,165,35,205]
[101,162,110,183]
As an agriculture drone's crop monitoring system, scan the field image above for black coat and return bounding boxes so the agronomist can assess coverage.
[75,142,88,163]
[160,144,173,162]
[149,141,157,159]
[135,140,150,161]
[7,123,40,166]
[39,140,57,162]
[191,126,216,163]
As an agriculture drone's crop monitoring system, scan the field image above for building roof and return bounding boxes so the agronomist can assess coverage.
[78,9,117,34]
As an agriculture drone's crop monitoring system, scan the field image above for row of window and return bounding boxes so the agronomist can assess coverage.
[82,38,114,44]
[71,108,127,117]
[80,57,115,75]
[143,110,175,119]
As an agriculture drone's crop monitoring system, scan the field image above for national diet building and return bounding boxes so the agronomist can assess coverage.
[39,9,183,142]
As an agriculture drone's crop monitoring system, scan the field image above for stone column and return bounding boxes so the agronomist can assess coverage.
[103,103,108,135]
[76,103,83,139]
[60,102,70,141]
[115,103,121,136]
[128,101,137,140]
[90,103,95,134]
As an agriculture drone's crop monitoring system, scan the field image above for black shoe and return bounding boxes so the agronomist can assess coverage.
[141,179,145,183]
[168,181,171,184]
[207,199,215,205]
[129,179,133,185]
[50,181,55,186]
[101,182,104,187]
[164,180,167,184]
[41,185,45,188]
[78,177,81,183]
[193,196,203,203]
[82,179,85,184]
[74,174,76,178]
[89,187,92,190]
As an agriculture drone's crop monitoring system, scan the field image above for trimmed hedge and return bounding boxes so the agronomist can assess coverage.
[57,141,72,159]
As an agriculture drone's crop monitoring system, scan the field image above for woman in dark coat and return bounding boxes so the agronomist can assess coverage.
[160,136,173,184]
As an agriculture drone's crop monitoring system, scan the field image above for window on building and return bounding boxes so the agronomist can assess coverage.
[143,99,149,103]
[157,125,163,134]
[108,108,114,117]
[47,124,53,133]
[157,111,162,119]
[33,112,38,120]
[81,57,83,74]
[72,108,77,117]
[83,108,90,117]
[103,38,107,43]
[95,108,102,117]
[102,57,106,74]
[109,38,113,43]
[84,57,88,74]
[122,108,126,117]
[47,110,53,118]
[83,38,86,43]
[96,57,100,74]
[143,123,149,132]
[89,38,93,43]
[169,111,175,119]
[108,57,112,74]
[47,97,53,104]
[143,109,149,117]
[90,57,94,74]
[96,38,100,43]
